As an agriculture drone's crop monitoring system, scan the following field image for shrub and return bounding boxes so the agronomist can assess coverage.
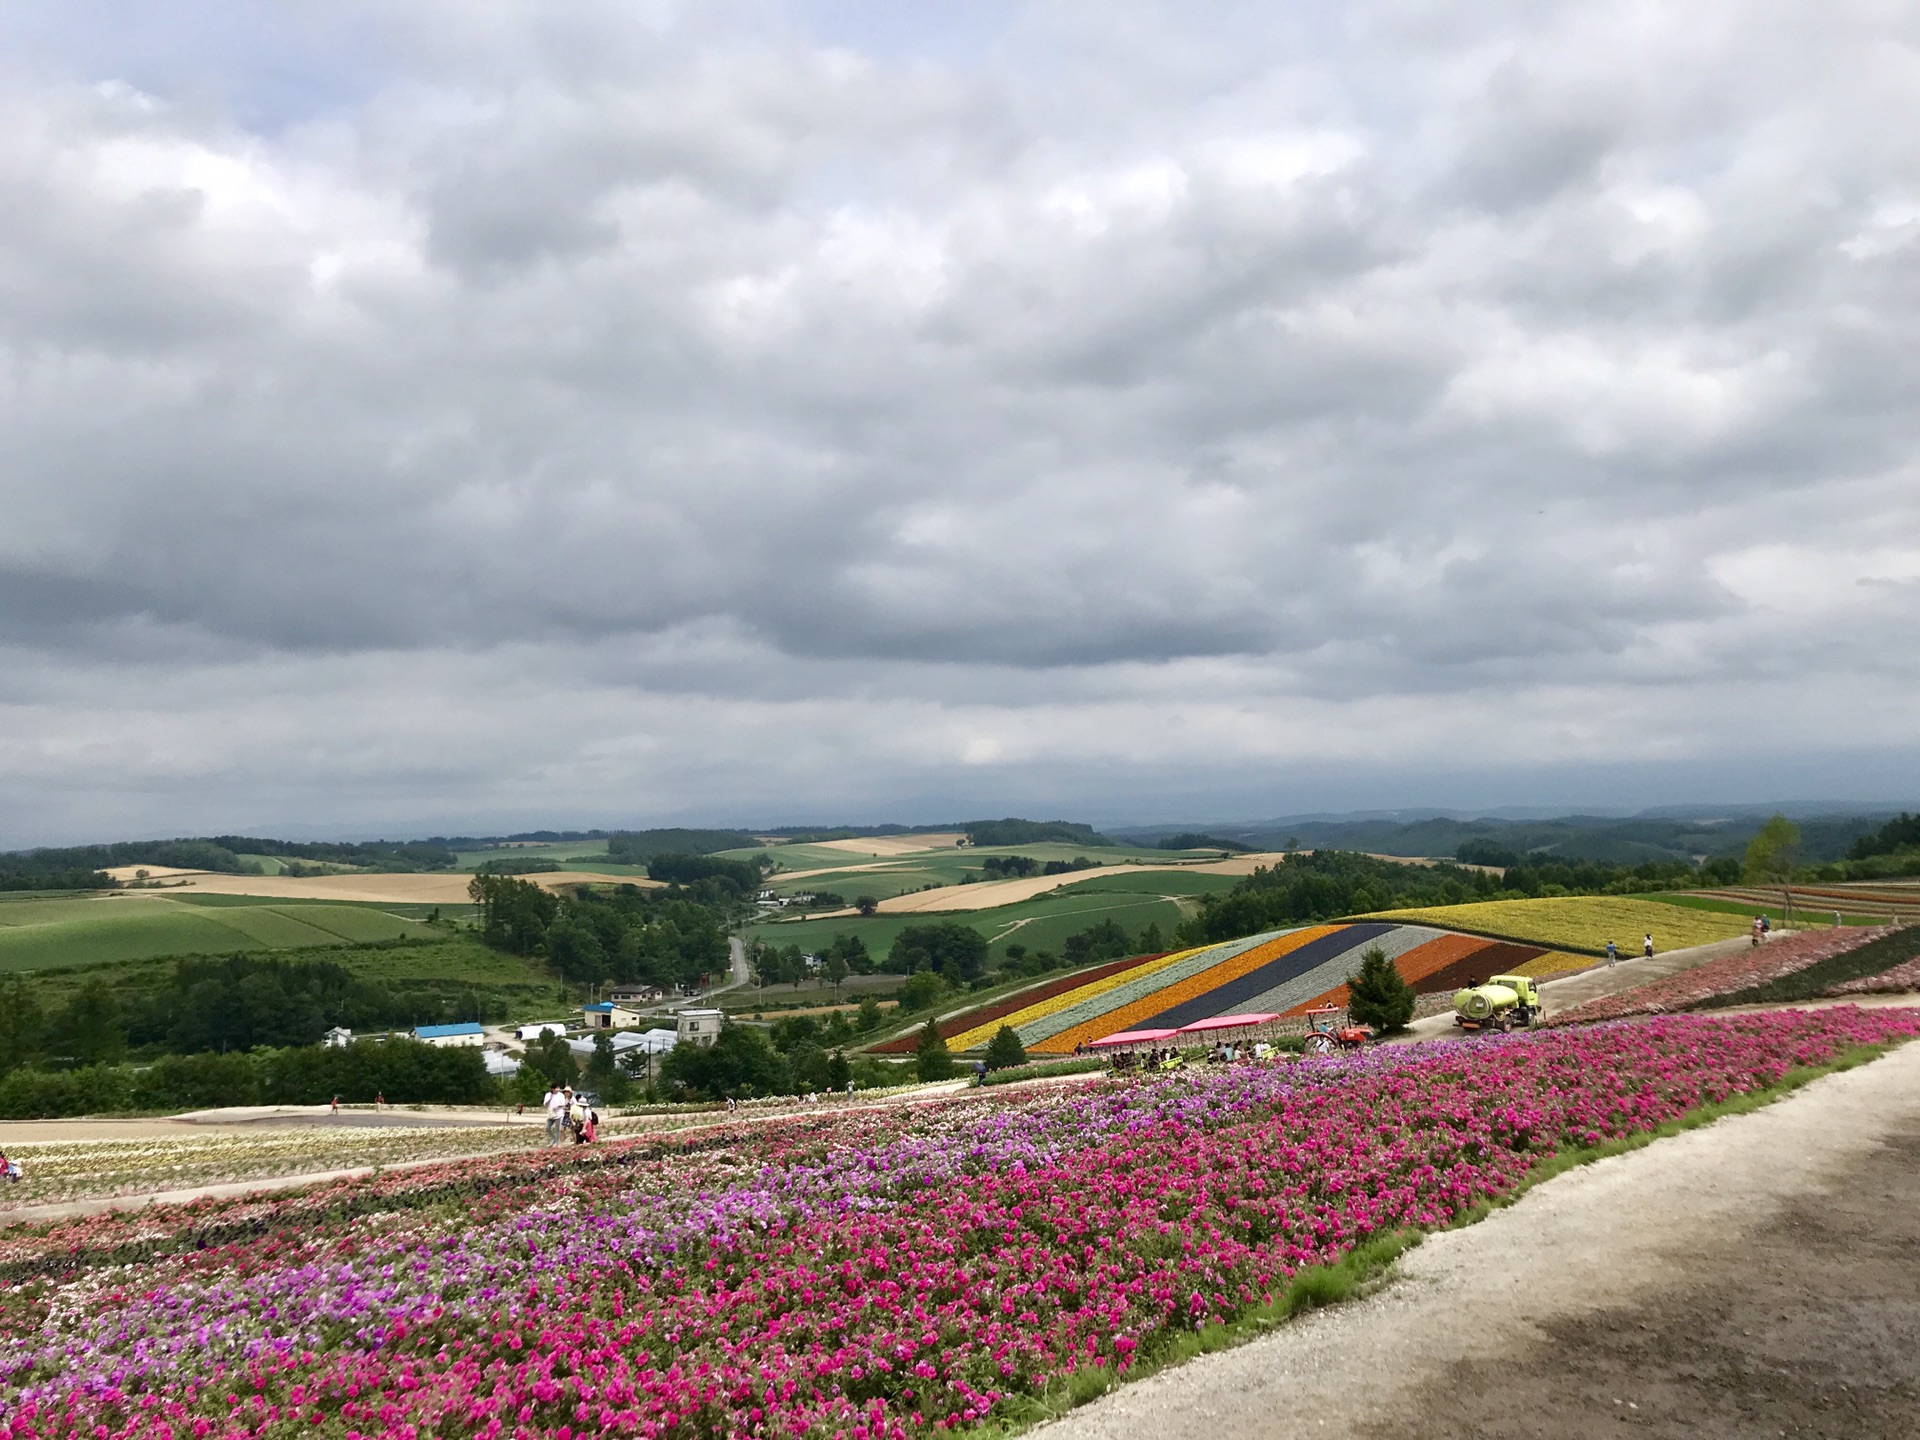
[913,1022,954,1081]
[983,1025,1027,1071]
[1345,945,1415,1033]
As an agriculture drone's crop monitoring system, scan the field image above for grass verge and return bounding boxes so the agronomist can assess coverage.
[982,1032,1914,1437]
[978,1057,1108,1086]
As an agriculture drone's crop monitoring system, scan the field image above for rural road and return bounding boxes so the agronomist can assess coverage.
[1042,1028,1920,1440]
[1391,933,1758,1043]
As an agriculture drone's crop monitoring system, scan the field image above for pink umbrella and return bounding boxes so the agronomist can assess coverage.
[1088,1027,1181,1048]
[1177,1013,1279,1034]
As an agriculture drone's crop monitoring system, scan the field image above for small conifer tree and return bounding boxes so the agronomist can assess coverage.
[1345,945,1415,1033]
[914,1021,955,1081]
[983,1024,1028,1071]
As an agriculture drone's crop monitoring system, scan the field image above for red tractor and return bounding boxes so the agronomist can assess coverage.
[1299,1004,1371,1055]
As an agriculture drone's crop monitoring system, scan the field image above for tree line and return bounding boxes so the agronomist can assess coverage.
[0,955,509,1074]
[468,874,735,991]
[0,1037,494,1119]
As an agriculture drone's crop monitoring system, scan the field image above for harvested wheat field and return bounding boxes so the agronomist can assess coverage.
[813,833,970,856]
[875,853,1292,913]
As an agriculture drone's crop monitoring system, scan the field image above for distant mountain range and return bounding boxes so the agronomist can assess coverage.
[1109,806,1899,867]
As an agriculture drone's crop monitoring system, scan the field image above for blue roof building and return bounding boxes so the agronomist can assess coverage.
[413,1021,485,1047]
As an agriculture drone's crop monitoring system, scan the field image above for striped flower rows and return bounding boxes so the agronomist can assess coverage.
[932,926,1597,1056]
[943,933,1284,1052]
[5,1010,1917,1440]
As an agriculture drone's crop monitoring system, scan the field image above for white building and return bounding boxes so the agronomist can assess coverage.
[323,1027,354,1048]
[514,1021,570,1041]
[412,1022,485,1048]
[675,1008,724,1048]
[581,1001,645,1031]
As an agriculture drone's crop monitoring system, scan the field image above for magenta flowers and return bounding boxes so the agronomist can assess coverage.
[4,1008,1916,1440]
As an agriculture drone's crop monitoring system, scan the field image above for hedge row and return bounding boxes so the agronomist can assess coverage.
[0,1038,495,1118]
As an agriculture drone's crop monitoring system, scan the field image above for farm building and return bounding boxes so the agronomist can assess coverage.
[565,1029,677,1059]
[323,1027,354,1048]
[581,1001,645,1030]
[514,1021,570,1041]
[605,985,665,1005]
[675,1008,723,1048]
[413,1021,485,1048]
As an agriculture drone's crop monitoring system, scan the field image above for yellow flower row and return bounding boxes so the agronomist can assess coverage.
[1512,949,1593,980]
[1037,926,1338,1054]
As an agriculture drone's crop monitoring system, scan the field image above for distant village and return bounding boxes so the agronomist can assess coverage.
[323,992,724,1082]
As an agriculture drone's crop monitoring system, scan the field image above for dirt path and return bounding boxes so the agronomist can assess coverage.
[0,1105,540,1144]
[1043,1032,1920,1440]
[0,1082,973,1227]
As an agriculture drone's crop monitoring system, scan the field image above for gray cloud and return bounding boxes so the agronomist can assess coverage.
[0,0,1916,843]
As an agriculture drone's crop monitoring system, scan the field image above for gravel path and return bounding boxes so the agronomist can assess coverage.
[1042,1031,1920,1440]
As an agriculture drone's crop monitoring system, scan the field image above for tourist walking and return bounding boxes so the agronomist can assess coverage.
[543,1083,567,1145]
[1606,940,1618,967]
[1643,934,1654,958]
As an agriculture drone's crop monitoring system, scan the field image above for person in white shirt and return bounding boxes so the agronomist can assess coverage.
[542,1084,568,1146]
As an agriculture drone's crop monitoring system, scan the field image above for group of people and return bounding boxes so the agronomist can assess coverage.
[1109,1047,1186,1073]
[541,1083,598,1145]
[1752,914,1773,946]
[1604,934,1659,966]
[0,1150,19,1184]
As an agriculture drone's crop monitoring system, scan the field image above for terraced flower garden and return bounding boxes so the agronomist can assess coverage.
[1548,922,1920,1023]
[3,1008,1915,1440]
[887,924,1588,1055]
[1360,896,1751,956]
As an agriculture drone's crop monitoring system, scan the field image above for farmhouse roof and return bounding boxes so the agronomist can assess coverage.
[414,1022,485,1039]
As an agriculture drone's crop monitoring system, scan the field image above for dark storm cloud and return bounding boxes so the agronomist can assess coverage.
[0,0,1916,841]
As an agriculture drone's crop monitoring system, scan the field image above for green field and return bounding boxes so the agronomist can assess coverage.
[742,875,1217,965]
[8,935,569,1026]
[0,893,426,972]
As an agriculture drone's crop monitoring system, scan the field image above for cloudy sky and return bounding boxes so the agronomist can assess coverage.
[1,1,1916,845]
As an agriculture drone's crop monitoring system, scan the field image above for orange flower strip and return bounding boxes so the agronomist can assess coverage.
[943,941,1225,1051]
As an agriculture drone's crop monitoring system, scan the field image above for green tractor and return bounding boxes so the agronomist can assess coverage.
[1452,973,1544,1033]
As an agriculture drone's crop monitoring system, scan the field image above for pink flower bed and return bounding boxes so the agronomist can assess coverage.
[1829,955,1920,996]
[1545,925,1898,1026]
[3,1009,1917,1440]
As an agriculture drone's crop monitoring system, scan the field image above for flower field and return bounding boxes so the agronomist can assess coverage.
[1830,955,1920,995]
[921,925,1582,1054]
[1360,896,1749,956]
[2,1008,1915,1440]
[1545,925,1898,1025]
[0,1124,542,1211]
